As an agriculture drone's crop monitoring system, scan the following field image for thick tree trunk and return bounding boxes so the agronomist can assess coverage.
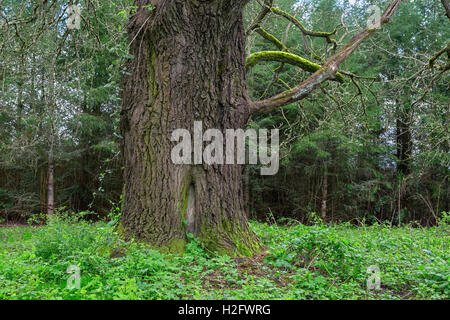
[47,152,54,216]
[119,0,262,255]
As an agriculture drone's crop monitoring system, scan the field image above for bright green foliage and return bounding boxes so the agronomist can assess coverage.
[0,213,448,300]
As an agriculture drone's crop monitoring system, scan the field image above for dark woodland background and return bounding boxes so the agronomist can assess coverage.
[0,0,448,226]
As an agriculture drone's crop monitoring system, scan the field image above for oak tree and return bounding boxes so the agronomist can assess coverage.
[119,0,403,255]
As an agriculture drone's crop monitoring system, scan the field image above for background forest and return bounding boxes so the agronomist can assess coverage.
[1,0,448,226]
[0,0,449,301]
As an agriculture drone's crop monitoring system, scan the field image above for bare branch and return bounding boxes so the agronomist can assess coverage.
[255,27,288,51]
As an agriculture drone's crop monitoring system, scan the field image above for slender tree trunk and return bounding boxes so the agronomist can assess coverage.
[119,0,261,255]
[47,150,54,216]
[118,0,403,255]
[243,166,251,218]
[40,166,48,214]
[15,54,25,133]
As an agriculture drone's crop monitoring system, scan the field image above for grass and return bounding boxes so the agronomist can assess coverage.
[0,213,448,300]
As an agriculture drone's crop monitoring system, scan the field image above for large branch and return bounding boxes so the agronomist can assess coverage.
[246,51,344,82]
[249,0,403,115]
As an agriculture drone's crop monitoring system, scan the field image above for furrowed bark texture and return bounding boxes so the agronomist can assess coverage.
[120,0,262,255]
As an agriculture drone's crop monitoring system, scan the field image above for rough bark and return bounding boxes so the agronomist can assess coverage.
[119,0,262,256]
[441,0,450,19]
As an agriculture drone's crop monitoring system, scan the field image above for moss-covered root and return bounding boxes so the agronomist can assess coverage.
[198,219,264,257]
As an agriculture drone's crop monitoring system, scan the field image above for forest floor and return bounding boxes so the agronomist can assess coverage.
[0,214,448,300]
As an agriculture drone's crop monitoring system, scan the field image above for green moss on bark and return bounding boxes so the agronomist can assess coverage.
[198,218,263,257]
[115,222,186,254]
[246,51,344,82]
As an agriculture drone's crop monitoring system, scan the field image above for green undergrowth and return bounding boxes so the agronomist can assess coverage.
[0,212,448,300]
